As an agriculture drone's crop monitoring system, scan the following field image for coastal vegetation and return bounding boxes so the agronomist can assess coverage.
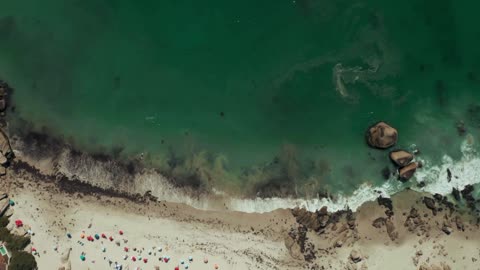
[0,214,37,270]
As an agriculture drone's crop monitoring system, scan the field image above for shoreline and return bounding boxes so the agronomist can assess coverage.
[2,157,480,269]
[4,122,479,214]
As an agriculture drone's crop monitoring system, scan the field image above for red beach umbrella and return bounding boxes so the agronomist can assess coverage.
[143,258,148,263]
[15,220,23,227]
[164,258,169,263]
[132,256,136,262]
[119,230,124,235]
[101,233,107,238]
[109,236,114,241]
[174,266,179,270]
[124,247,129,252]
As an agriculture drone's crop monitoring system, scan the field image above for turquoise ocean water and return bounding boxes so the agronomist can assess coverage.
[1,0,480,200]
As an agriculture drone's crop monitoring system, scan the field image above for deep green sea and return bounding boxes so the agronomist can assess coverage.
[1,0,480,203]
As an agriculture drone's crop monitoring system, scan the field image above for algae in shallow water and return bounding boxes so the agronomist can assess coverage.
[1,0,480,197]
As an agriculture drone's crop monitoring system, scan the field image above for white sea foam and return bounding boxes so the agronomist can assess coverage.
[413,134,480,195]
[48,135,480,214]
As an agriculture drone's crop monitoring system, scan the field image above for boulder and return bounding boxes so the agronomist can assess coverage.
[366,122,398,149]
[385,219,398,241]
[349,250,362,263]
[372,217,386,228]
[284,234,303,260]
[442,223,452,235]
[398,162,418,181]
[389,150,414,167]
[0,130,13,161]
[423,197,436,212]
[377,196,393,211]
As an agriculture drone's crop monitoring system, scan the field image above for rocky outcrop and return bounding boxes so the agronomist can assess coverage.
[372,217,386,228]
[291,208,321,231]
[399,162,418,181]
[0,83,7,112]
[377,196,393,211]
[385,219,398,241]
[404,208,426,234]
[422,197,436,215]
[389,150,414,167]
[0,129,13,172]
[366,122,398,149]
[284,232,303,260]
[461,185,476,210]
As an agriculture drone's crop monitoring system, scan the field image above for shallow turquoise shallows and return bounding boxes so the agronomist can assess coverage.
[1,0,480,196]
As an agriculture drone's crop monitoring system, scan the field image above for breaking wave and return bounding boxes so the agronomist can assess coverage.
[13,132,480,214]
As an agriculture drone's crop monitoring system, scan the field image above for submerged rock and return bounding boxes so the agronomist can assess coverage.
[366,122,398,149]
[452,188,460,201]
[389,150,414,167]
[398,162,418,181]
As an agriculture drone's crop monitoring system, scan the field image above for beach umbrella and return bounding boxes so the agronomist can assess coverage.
[157,247,162,252]
[164,257,169,263]
[14,219,23,227]
[123,255,128,260]
[184,264,189,269]
[124,247,129,252]
[175,266,179,270]
[67,233,72,239]
[143,258,148,263]
[204,257,208,264]
[180,260,185,264]
[80,233,85,239]
[109,236,114,241]
[131,256,137,262]
[101,233,107,238]
[214,264,219,269]
[8,199,14,206]
[87,236,94,242]
[119,230,124,235]
[95,234,100,240]
[148,249,152,255]
[188,256,193,262]
[102,247,106,252]
[31,247,37,253]
[80,255,86,261]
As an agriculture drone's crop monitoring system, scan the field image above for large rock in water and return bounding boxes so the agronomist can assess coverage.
[398,162,418,181]
[366,122,398,149]
[389,150,414,167]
